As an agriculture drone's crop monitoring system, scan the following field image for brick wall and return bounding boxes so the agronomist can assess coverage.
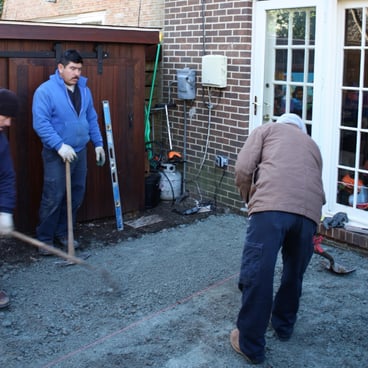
[161,1,252,209]
[2,0,164,28]
[318,223,368,254]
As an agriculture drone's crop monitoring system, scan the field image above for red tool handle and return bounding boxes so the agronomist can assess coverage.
[313,235,325,254]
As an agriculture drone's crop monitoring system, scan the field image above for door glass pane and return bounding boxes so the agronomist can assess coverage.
[289,85,303,116]
[339,130,357,166]
[293,11,306,45]
[337,168,357,206]
[274,49,287,80]
[363,91,368,128]
[264,8,315,134]
[275,13,289,45]
[309,10,316,46]
[341,90,359,127]
[291,49,305,81]
[337,7,368,210]
[345,8,362,46]
[343,50,361,86]
[273,84,285,116]
[306,86,313,121]
[364,50,368,87]
[308,49,315,82]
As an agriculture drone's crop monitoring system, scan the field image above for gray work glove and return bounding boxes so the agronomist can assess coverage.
[0,212,13,236]
[58,143,77,162]
[95,146,106,166]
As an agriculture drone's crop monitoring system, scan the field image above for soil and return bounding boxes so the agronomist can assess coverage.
[0,197,218,264]
[0,198,367,368]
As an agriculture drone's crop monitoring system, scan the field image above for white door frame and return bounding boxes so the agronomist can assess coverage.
[333,1,368,225]
[251,0,368,226]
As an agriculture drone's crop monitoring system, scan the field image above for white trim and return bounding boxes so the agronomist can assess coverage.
[314,2,340,219]
[332,1,368,226]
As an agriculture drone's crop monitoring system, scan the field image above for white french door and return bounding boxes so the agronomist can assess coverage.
[252,0,368,225]
[335,3,368,225]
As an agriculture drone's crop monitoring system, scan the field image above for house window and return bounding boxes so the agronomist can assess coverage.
[337,7,368,211]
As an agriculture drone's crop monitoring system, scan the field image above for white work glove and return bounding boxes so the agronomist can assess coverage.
[58,143,77,162]
[0,212,14,235]
[95,146,106,166]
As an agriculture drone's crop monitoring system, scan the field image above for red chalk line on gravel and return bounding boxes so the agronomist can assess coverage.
[42,272,239,368]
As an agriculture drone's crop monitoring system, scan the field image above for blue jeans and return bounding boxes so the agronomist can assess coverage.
[36,147,87,243]
[236,211,316,362]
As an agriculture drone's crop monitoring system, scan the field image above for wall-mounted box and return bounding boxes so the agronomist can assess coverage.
[201,55,227,88]
[177,67,196,100]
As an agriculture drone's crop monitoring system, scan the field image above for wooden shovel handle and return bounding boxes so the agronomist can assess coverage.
[11,230,86,266]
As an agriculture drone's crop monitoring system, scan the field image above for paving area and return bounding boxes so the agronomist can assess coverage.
[0,207,367,367]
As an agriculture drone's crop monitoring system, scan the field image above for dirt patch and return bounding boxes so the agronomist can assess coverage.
[0,198,219,264]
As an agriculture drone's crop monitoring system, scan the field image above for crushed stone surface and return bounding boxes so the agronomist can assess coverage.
[0,210,367,367]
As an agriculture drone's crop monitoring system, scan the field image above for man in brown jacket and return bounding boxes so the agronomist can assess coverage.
[230,113,325,364]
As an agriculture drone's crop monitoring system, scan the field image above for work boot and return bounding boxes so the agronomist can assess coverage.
[230,329,265,365]
[55,236,80,249]
[275,332,291,341]
[38,241,56,256]
[0,290,10,309]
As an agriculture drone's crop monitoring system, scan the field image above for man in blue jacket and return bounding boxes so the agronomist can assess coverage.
[33,49,106,255]
[0,88,19,308]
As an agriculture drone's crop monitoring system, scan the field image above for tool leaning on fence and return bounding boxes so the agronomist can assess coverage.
[102,100,123,231]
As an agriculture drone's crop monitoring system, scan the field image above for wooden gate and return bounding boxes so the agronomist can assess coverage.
[0,22,159,232]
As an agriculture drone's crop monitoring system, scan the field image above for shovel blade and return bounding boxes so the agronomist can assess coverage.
[324,261,356,275]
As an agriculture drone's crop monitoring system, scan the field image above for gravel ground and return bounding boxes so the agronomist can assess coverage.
[0,208,367,368]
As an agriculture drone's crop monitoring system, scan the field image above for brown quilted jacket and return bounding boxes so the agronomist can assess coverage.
[235,122,326,225]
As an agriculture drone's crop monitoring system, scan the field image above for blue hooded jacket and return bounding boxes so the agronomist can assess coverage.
[0,133,16,213]
[32,70,103,152]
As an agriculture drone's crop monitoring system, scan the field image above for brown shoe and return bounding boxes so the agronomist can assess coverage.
[0,290,10,309]
[230,328,264,364]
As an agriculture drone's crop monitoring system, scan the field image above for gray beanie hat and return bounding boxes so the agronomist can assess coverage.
[0,88,19,118]
[276,113,307,134]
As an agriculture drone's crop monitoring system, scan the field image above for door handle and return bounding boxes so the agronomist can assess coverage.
[252,97,271,115]
[252,96,259,115]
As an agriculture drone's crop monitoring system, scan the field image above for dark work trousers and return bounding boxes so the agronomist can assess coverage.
[36,147,87,244]
[236,211,316,362]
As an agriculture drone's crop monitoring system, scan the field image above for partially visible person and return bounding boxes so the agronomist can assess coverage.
[0,88,19,309]
[356,159,368,208]
[32,49,105,255]
[280,86,303,117]
[337,172,364,206]
[230,113,325,364]
[290,86,303,116]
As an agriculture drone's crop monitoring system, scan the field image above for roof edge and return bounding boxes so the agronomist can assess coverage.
[0,20,161,45]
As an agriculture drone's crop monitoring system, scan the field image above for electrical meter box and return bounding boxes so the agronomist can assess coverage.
[201,55,227,88]
[177,68,196,100]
